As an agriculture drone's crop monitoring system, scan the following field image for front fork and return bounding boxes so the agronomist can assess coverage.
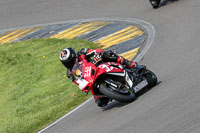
[126,65,148,93]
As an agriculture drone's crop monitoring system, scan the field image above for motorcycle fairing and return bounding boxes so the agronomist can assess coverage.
[125,72,133,88]
[95,62,124,78]
[96,62,133,89]
[76,78,89,90]
[106,71,133,88]
[72,60,133,94]
[81,60,97,92]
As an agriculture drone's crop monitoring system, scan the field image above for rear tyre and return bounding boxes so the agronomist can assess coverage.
[144,69,157,88]
[99,83,136,103]
[149,0,161,9]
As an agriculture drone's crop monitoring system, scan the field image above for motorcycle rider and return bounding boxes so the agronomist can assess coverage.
[60,47,137,107]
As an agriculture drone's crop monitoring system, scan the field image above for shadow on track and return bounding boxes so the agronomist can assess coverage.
[102,101,130,111]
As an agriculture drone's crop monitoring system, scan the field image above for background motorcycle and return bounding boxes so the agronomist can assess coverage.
[149,0,161,8]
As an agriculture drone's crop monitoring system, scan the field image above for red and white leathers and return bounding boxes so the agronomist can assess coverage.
[67,48,137,107]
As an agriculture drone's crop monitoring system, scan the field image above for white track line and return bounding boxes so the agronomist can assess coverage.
[38,97,93,133]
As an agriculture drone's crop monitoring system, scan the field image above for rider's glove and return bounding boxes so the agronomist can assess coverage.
[125,60,138,69]
[102,50,118,62]
[77,48,88,56]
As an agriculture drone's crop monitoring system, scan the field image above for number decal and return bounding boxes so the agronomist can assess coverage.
[99,64,114,72]
[84,66,91,78]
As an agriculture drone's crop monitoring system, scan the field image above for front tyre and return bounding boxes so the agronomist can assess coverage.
[144,69,157,88]
[99,83,136,103]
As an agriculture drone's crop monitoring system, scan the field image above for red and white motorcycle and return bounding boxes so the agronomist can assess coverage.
[71,58,157,103]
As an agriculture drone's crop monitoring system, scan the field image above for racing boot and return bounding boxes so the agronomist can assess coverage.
[125,60,138,69]
[95,97,110,107]
[120,57,138,70]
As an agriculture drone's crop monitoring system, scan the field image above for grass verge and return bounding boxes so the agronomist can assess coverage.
[0,38,98,133]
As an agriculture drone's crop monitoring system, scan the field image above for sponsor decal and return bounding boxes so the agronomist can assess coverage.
[125,72,133,87]
[84,66,91,78]
[99,64,114,72]
[133,79,148,93]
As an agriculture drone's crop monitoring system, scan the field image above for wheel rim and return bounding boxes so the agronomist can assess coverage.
[105,83,133,96]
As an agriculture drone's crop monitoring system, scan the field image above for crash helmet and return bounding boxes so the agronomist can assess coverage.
[60,47,77,69]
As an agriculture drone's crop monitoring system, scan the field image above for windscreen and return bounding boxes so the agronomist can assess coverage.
[72,62,83,77]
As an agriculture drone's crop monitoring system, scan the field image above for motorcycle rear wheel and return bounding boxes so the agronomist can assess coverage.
[149,0,161,8]
[99,83,136,103]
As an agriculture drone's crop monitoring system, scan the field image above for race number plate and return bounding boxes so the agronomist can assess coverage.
[133,79,148,93]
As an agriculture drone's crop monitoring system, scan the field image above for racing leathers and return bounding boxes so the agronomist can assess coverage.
[66,48,137,107]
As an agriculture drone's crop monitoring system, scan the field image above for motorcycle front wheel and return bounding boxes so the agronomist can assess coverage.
[143,69,158,88]
[99,83,136,103]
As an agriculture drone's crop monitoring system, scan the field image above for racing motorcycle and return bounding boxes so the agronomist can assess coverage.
[71,58,157,103]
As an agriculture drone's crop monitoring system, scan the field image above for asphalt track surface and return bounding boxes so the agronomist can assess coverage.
[1,0,200,133]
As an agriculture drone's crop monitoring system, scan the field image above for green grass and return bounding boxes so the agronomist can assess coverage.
[0,38,98,133]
